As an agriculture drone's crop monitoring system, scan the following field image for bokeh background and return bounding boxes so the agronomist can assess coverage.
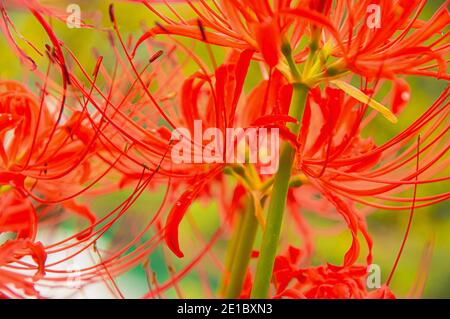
[0,0,448,298]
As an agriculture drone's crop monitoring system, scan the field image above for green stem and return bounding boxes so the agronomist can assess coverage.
[219,210,245,295]
[250,83,309,298]
[224,199,258,298]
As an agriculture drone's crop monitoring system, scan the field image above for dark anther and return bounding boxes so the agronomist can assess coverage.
[197,19,207,42]
[109,4,115,23]
[149,50,163,63]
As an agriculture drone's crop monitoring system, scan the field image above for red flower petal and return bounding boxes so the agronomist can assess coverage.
[253,18,281,68]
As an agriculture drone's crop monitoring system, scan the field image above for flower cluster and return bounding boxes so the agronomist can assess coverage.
[0,0,448,299]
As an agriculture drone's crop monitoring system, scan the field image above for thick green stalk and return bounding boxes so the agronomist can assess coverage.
[224,199,258,298]
[251,83,309,298]
[219,210,245,295]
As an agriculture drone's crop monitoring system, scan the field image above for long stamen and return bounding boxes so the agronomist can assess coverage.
[386,135,421,286]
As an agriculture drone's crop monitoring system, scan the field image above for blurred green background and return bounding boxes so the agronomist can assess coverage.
[0,0,448,298]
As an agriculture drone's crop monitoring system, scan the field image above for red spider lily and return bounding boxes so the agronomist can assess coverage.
[240,70,448,268]
[270,246,395,299]
[0,190,36,241]
[284,0,450,79]
[0,237,46,298]
[268,188,426,300]
[81,3,447,295]
[0,189,47,298]
[132,1,449,83]
[0,79,100,296]
[131,0,302,68]
[31,13,279,299]
[102,5,277,261]
[63,1,446,276]
[0,81,96,226]
[297,85,449,215]
[0,5,197,295]
[235,246,396,299]
[0,4,245,295]
[130,0,449,123]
